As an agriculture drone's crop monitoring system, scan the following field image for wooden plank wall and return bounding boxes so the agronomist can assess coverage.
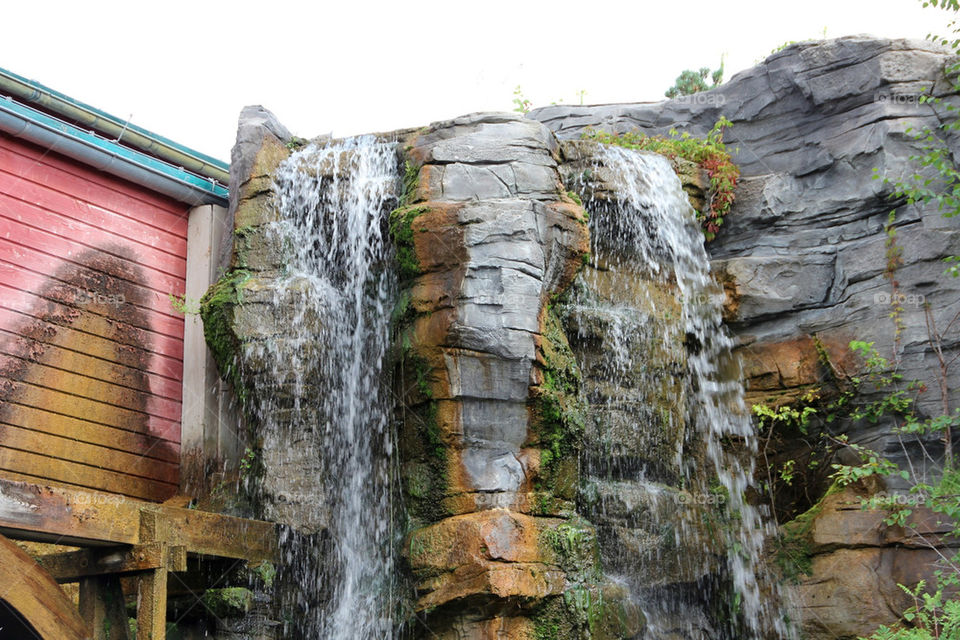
[0,132,188,501]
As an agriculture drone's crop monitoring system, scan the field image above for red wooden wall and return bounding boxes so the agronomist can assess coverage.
[0,131,187,501]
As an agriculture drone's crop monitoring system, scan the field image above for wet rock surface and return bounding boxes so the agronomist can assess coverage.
[533,36,960,637]
[207,35,960,640]
[393,112,638,636]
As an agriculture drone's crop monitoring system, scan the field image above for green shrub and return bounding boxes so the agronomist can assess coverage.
[583,118,739,241]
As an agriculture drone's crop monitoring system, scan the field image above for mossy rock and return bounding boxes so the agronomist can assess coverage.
[199,269,252,395]
[775,481,843,582]
[200,587,253,618]
[532,587,644,640]
[533,309,587,478]
[389,204,428,281]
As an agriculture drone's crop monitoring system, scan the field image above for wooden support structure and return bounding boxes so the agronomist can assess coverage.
[0,532,90,639]
[41,542,187,583]
[0,477,279,640]
[136,510,169,640]
[79,575,129,640]
[0,477,276,560]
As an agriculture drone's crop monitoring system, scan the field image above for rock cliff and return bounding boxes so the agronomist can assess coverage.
[393,112,640,638]
[205,35,960,640]
[532,35,960,638]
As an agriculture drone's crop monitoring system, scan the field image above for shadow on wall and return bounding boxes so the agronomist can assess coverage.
[0,246,179,500]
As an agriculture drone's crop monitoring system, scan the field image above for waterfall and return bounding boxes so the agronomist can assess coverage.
[563,145,788,638]
[263,136,400,638]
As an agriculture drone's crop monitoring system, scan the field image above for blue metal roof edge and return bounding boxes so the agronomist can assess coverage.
[0,96,228,204]
[0,66,229,173]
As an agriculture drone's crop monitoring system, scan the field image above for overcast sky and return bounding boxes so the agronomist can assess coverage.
[2,0,951,162]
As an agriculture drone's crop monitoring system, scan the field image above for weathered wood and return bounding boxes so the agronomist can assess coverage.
[1,404,181,463]
[0,192,187,281]
[79,575,130,640]
[0,422,179,484]
[9,357,183,420]
[0,532,91,640]
[0,478,277,562]
[40,542,187,583]
[137,511,167,640]
[0,446,178,502]
[161,495,193,508]
[0,310,184,381]
[136,567,167,640]
[0,256,185,340]
[0,134,190,227]
[2,378,180,440]
[0,326,184,400]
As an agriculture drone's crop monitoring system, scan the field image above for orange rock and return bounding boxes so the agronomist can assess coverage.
[406,509,568,610]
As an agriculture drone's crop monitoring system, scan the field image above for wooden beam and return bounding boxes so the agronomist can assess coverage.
[0,532,91,640]
[40,542,187,583]
[136,511,168,640]
[79,575,130,640]
[0,477,277,562]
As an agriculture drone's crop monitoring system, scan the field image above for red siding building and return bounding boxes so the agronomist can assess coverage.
[0,68,278,640]
[0,67,231,502]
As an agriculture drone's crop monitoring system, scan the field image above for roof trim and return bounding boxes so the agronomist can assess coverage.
[0,66,229,183]
[0,96,228,206]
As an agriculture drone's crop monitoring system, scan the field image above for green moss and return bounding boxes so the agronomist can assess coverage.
[399,160,421,207]
[396,341,450,524]
[391,289,414,328]
[533,596,575,639]
[233,225,255,269]
[536,309,587,487]
[200,587,253,618]
[403,404,449,524]
[539,517,602,587]
[199,269,252,400]
[775,482,841,582]
[565,190,583,206]
[542,521,597,574]
[250,561,276,589]
[285,136,308,151]
[389,205,428,280]
[405,526,453,580]
[583,118,739,241]
[532,587,638,640]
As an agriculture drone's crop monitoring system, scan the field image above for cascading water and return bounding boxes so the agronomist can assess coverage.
[260,136,400,638]
[562,145,789,638]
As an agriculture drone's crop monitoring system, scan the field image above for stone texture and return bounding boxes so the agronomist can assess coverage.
[396,112,588,515]
[393,113,630,636]
[222,106,292,269]
[407,510,567,610]
[533,36,960,637]
[786,484,958,639]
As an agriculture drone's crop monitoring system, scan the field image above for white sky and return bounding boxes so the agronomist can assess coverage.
[1,0,951,162]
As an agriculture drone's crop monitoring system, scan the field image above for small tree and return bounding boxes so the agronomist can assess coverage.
[665,58,725,98]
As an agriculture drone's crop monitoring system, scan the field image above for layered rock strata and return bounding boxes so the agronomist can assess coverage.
[531,36,960,637]
[393,112,639,638]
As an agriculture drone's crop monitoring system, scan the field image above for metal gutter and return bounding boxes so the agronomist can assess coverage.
[0,66,229,184]
[0,96,228,206]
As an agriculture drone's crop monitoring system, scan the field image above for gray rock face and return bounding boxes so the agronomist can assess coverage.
[531,34,960,434]
[533,36,960,638]
[223,106,292,267]
[406,112,583,502]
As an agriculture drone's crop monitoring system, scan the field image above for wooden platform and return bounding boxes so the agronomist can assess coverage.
[0,477,278,639]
